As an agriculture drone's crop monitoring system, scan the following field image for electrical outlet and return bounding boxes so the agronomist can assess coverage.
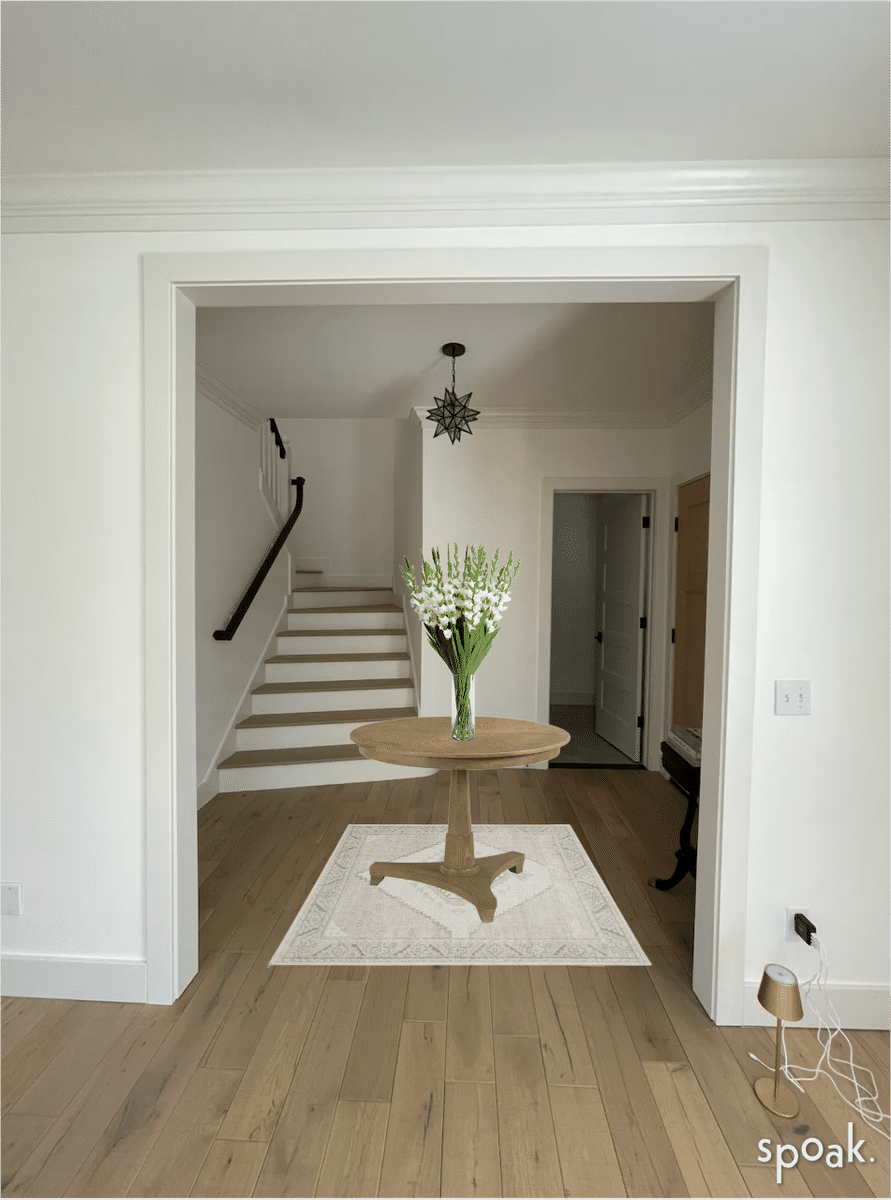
[1,883,22,916]
[786,906,811,942]
[775,680,811,715]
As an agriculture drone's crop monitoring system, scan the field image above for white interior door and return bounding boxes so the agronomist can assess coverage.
[594,494,648,759]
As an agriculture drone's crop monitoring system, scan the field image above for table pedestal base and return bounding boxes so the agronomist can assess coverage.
[369,851,524,923]
[368,767,524,922]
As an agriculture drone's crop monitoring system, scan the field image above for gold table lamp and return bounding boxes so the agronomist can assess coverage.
[754,963,804,1118]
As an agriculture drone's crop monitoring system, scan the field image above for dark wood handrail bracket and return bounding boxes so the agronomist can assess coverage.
[213,477,306,641]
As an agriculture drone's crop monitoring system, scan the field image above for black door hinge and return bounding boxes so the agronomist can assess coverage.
[671,628,675,644]
[595,631,603,643]
[639,616,647,629]
[674,516,679,532]
[642,515,650,528]
[637,715,644,729]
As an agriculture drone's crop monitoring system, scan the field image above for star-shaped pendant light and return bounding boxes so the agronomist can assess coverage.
[427,343,480,444]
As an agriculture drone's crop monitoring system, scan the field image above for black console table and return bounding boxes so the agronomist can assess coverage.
[649,739,699,891]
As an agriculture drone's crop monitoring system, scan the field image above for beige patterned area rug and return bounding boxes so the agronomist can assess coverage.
[270,824,650,967]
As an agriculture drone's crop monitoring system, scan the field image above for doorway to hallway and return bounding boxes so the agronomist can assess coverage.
[549,491,650,768]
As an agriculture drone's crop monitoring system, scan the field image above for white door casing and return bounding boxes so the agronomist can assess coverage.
[594,494,649,760]
[143,242,767,1025]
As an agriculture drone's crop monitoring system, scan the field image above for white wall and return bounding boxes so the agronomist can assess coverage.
[276,418,395,586]
[550,493,599,704]
[670,400,712,483]
[393,415,425,690]
[1,212,887,1020]
[195,389,290,806]
[420,426,670,723]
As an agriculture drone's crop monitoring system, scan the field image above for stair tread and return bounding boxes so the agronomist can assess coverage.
[254,677,413,694]
[238,706,417,729]
[292,586,393,593]
[289,603,402,614]
[266,651,409,664]
[220,744,366,769]
[279,628,406,638]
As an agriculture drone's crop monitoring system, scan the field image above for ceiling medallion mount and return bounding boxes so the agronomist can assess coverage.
[426,342,480,445]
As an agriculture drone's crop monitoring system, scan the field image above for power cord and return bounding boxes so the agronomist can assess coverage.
[748,935,889,1140]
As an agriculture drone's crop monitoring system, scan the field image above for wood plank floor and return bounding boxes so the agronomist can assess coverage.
[3,768,888,1197]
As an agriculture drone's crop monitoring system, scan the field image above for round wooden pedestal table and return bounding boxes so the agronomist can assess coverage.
[349,716,570,923]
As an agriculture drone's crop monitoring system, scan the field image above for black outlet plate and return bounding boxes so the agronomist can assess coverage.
[794,912,817,945]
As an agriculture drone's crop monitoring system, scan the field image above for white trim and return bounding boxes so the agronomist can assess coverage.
[4,160,887,231]
[196,362,263,431]
[143,243,767,1022]
[143,271,199,1004]
[398,592,421,712]
[1,953,147,1003]
[411,403,706,431]
[538,478,670,774]
[742,980,890,1031]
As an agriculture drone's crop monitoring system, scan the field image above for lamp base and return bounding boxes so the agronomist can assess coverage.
[754,1075,800,1118]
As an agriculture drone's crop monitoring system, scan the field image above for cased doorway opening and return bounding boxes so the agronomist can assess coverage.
[549,491,650,769]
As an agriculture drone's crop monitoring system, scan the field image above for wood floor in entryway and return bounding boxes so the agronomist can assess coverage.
[3,769,888,1197]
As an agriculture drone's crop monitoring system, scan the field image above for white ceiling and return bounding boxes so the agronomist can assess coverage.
[3,2,888,174]
[196,301,715,424]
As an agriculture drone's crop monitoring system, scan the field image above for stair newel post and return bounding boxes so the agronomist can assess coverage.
[441,769,478,875]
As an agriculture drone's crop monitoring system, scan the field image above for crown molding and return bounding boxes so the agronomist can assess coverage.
[410,405,675,431]
[196,362,264,430]
[3,159,887,232]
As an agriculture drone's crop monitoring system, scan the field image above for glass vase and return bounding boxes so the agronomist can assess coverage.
[450,672,476,741]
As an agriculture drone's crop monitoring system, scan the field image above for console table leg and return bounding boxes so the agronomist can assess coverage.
[648,785,698,892]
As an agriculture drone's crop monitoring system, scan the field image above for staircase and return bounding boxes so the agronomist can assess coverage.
[216,575,432,792]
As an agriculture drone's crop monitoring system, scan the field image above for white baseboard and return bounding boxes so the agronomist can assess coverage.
[742,979,890,1031]
[197,771,219,810]
[397,592,420,708]
[1,953,147,1002]
[550,691,595,706]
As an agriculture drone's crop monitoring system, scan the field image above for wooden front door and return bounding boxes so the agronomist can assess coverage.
[672,475,710,728]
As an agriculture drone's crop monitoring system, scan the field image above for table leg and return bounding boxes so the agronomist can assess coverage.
[368,768,525,922]
[442,769,477,874]
[648,785,698,891]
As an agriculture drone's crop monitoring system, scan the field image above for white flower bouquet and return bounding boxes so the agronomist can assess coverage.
[400,544,520,740]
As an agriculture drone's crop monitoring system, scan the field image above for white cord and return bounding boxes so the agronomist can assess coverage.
[748,935,890,1140]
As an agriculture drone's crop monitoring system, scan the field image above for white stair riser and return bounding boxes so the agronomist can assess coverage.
[265,658,406,683]
[277,632,407,655]
[287,610,403,631]
[289,590,395,608]
[218,758,434,792]
[236,721,360,751]
[252,685,415,714]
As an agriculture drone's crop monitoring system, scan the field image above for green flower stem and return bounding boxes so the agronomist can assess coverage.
[452,671,475,741]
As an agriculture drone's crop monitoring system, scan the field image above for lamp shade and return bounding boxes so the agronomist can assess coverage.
[757,963,803,1022]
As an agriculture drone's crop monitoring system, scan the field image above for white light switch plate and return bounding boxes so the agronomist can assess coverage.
[775,680,811,715]
[1,883,22,916]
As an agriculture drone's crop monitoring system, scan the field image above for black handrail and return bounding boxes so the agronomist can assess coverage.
[269,418,286,459]
[213,477,306,641]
